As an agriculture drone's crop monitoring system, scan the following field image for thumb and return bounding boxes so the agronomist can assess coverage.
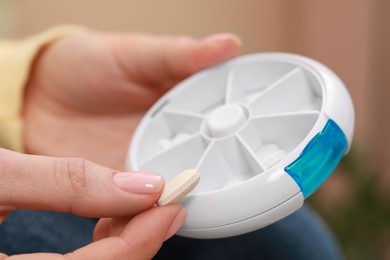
[0,148,164,217]
[70,204,186,260]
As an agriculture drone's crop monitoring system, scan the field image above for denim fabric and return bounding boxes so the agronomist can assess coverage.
[156,206,343,260]
[0,210,95,255]
[0,206,343,259]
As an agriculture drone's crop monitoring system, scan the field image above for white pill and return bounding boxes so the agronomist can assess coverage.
[157,169,201,206]
[263,149,285,168]
[207,104,246,138]
[256,144,279,158]
[172,132,191,145]
[158,132,191,150]
[158,139,172,150]
[256,144,285,168]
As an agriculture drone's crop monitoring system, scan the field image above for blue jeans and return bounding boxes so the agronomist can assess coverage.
[0,206,343,259]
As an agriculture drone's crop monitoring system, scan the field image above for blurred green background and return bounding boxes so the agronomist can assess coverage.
[1,0,389,259]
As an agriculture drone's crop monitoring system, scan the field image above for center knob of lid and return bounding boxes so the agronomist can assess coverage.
[207,104,247,138]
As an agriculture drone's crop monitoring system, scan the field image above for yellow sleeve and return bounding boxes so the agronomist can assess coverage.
[0,25,86,152]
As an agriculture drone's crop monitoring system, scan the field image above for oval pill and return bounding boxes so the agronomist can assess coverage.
[157,169,200,206]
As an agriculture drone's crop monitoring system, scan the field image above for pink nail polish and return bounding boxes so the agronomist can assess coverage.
[113,172,164,194]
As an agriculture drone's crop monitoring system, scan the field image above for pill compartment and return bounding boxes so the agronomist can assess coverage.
[140,134,209,182]
[127,52,355,239]
[131,54,324,195]
[193,136,264,193]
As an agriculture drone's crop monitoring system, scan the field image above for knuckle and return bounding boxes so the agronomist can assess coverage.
[66,158,89,193]
[54,157,89,194]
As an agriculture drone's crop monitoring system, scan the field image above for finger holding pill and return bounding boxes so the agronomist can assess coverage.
[157,169,200,206]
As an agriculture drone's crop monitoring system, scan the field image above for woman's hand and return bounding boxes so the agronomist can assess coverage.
[7,30,241,258]
[24,31,241,170]
[0,148,186,259]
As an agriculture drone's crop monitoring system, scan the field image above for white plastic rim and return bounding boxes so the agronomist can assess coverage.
[126,53,354,239]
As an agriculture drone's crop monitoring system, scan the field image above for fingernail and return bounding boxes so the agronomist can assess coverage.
[113,172,164,194]
[205,33,241,47]
[165,208,187,241]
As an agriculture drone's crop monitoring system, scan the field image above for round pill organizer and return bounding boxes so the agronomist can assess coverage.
[126,52,354,239]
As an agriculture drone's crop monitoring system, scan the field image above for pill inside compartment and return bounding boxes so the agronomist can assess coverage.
[134,60,323,196]
[137,109,264,194]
